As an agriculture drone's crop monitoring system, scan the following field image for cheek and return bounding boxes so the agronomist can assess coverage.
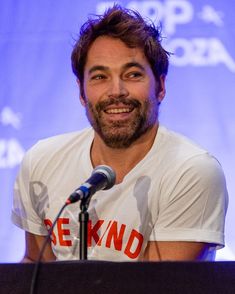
[84,84,104,105]
[136,83,157,103]
[129,83,148,99]
[137,74,157,97]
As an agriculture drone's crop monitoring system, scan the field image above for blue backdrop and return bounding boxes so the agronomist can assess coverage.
[1,0,234,262]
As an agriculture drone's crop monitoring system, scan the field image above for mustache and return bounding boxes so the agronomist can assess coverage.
[95,97,141,112]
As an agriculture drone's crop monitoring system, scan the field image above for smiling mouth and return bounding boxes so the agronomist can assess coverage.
[105,107,134,114]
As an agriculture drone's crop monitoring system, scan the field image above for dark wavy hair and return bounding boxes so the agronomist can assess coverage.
[71,5,169,87]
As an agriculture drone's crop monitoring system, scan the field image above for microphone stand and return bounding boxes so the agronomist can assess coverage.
[79,197,90,260]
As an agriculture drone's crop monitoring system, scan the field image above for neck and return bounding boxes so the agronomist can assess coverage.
[91,124,159,184]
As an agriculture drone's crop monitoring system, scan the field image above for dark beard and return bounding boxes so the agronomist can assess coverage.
[85,97,157,149]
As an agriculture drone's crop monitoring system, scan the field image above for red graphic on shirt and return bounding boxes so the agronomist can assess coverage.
[105,221,125,250]
[44,219,57,245]
[57,218,72,246]
[44,218,144,259]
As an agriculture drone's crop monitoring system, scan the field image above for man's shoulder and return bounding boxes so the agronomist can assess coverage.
[157,125,223,175]
[26,128,94,160]
[34,128,93,149]
[158,125,208,157]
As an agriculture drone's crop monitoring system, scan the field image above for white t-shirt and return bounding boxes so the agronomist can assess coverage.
[12,125,228,261]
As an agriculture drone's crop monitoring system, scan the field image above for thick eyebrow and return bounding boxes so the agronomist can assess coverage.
[122,62,145,72]
[88,65,109,75]
[88,62,145,75]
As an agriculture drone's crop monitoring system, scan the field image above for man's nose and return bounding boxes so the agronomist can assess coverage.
[107,78,129,98]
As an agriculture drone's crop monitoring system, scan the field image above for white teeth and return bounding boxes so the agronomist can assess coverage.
[106,108,132,114]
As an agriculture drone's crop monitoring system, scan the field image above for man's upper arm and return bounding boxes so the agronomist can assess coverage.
[22,231,56,263]
[144,241,213,261]
[150,155,228,250]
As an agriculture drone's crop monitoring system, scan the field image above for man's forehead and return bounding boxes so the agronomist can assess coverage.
[85,36,148,71]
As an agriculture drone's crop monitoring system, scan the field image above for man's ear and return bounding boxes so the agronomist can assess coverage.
[158,75,166,103]
[77,79,86,106]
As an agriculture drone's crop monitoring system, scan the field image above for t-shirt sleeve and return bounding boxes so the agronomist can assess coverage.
[11,147,48,235]
[149,153,228,248]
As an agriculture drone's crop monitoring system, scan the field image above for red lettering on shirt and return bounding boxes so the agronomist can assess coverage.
[124,229,144,259]
[57,218,72,246]
[44,219,57,245]
[87,219,104,247]
[105,221,126,251]
[97,220,112,246]
[44,218,144,259]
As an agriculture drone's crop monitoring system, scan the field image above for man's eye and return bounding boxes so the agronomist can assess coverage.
[91,74,106,80]
[127,72,143,79]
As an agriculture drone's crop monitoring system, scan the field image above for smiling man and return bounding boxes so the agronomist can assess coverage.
[12,5,228,262]
[82,36,164,152]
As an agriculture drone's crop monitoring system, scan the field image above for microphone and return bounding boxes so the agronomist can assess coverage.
[66,165,116,204]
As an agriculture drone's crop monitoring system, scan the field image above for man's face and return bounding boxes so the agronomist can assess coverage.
[81,36,165,148]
